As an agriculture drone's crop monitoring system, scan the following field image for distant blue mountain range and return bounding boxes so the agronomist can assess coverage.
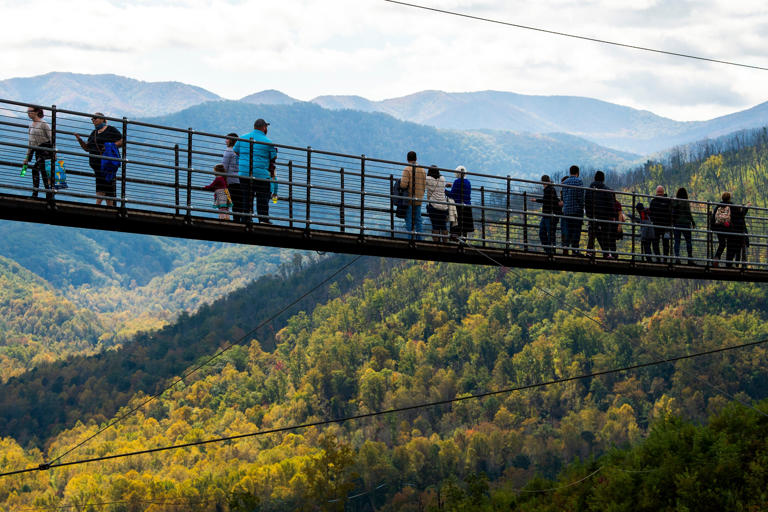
[3,72,768,157]
[0,72,221,117]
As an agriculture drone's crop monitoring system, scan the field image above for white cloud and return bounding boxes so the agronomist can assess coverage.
[0,0,767,120]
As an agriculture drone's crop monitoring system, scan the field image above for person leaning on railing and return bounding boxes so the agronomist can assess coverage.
[711,191,751,268]
[425,165,449,241]
[74,112,123,207]
[531,175,562,256]
[561,165,584,255]
[672,187,695,265]
[446,165,475,239]
[399,151,426,240]
[649,186,673,263]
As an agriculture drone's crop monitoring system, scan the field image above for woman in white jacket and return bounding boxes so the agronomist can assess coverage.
[425,165,449,241]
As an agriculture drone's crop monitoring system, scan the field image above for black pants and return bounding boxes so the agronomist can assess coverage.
[253,179,271,223]
[726,233,745,267]
[32,155,52,199]
[652,227,670,262]
[229,183,244,223]
[595,219,616,256]
[714,231,728,259]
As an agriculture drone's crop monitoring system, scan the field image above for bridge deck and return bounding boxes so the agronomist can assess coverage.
[2,98,768,282]
[1,194,764,282]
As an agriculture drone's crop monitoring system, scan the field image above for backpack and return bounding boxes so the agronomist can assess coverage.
[392,178,408,219]
[714,205,731,227]
[100,142,121,183]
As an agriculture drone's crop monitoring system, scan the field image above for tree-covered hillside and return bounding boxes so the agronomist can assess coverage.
[0,256,104,382]
[1,256,766,510]
[0,221,292,355]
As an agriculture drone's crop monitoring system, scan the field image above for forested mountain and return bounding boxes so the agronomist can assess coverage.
[0,221,291,362]
[144,100,639,179]
[487,402,768,511]
[617,126,768,206]
[0,254,372,444]
[1,252,767,509]
[3,74,768,510]
[0,72,221,117]
[0,256,104,382]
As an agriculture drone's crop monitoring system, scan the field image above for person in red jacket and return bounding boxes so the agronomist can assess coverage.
[204,164,232,220]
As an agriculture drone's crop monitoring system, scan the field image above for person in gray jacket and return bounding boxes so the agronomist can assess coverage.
[628,203,655,262]
[222,133,242,222]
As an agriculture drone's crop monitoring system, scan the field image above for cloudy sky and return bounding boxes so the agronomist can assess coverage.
[1,0,767,121]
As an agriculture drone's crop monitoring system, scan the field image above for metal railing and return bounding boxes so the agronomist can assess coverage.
[1,98,766,272]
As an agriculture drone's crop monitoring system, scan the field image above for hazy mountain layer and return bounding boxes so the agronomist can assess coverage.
[144,100,639,178]
[0,72,221,117]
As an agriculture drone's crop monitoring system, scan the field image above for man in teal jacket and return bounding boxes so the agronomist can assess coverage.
[233,118,277,224]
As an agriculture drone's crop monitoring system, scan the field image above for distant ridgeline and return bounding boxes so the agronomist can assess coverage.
[616,126,768,205]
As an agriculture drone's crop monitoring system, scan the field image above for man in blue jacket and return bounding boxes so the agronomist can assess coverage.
[561,165,585,255]
[233,118,277,224]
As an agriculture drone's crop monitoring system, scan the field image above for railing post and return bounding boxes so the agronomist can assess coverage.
[706,201,712,268]
[360,155,366,240]
[481,186,486,248]
[306,146,312,232]
[340,167,345,232]
[48,104,57,207]
[523,191,528,251]
[186,128,193,221]
[174,144,180,216]
[120,117,128,216]
[248,139,254,226]
[505,176,511,255]
[288,160,294,228]
[389,174,395,239]
[631,192,637,265]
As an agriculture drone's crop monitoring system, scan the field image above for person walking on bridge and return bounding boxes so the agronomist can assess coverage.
[399,151,426,240]
[23,105,52,199]
[74,112,123,207]
[233,118,277,224]
[561,165,584,255]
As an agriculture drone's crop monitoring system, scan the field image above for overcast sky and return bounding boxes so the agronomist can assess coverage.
[1,0,767,121]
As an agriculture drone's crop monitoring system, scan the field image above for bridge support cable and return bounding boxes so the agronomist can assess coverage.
[42,254,364,468]
[383,0,768,72]
[1,336,766,479]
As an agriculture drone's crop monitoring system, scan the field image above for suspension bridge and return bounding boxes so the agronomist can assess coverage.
[1,98,766,282]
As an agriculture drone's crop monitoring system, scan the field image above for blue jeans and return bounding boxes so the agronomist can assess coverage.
[539,217,555,255]
[404,202,423,240]
[564,217,583,248]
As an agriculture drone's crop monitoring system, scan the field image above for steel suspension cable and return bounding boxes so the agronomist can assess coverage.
[383,0,768,72]
[1,336,765,478]
[43,254,363,467]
